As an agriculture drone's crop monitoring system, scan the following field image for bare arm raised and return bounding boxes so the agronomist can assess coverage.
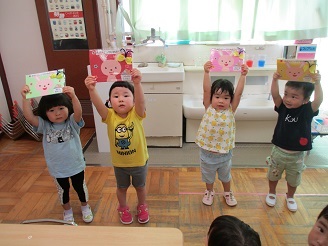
[21,85,39,127]
[231,64,248,112]
[84,76,109,121]
[271,71,283,108]
[131,69,145,117]
[311,71,323,112]
[202,61,213,110]
[63,86,82,123]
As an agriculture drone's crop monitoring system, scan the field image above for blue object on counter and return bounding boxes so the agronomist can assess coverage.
[165,40,190,45]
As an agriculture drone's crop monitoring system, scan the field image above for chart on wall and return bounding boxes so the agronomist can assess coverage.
[46,0,87,41]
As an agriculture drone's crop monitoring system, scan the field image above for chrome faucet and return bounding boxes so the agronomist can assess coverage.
[133,28,165,47]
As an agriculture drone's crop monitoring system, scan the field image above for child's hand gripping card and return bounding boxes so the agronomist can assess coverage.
[89,48,133,82]
[25,69,65,99]
[276,59,317,83]
[210,47,245,72]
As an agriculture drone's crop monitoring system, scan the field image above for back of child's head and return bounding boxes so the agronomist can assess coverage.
[286,81,315,100]
[317,204,328,221]
[211,79,234,102]
[38,93,73,121]
[105,81,135,108]
[207,215,261,246]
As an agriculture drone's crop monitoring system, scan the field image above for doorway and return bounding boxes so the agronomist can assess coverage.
[35,0,102,127]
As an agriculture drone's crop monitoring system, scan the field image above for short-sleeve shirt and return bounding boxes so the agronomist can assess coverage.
[272,102,318,151]
[195,105,235,153]
[35,114,86,178]
[103,107,149,167]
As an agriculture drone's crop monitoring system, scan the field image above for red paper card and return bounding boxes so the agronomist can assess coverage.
[89,49,133,82]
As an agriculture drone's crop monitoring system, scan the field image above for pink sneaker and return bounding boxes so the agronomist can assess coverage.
[117,206,133,225]
[137,204,149,224]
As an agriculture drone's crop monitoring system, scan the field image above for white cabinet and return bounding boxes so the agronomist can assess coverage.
[143,81,183,147]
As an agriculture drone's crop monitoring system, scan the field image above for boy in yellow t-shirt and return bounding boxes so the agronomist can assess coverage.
[85,69,149,225]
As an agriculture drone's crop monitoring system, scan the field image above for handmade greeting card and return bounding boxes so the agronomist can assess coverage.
[89,48,133,82]
[210,47,245,72]
[25,69,65,99]
[276,59,317,83]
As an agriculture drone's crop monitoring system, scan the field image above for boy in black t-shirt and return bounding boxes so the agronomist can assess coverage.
[265,71,323,212]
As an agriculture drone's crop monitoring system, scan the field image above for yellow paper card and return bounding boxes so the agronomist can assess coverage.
[276,59,317,83]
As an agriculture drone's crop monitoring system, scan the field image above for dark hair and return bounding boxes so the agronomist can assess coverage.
[317,204,328,221]
[211,79,234,102]
[207,215,261,246]
[105,81,135,108]
[38,93,73,121]
[285,81,315,100]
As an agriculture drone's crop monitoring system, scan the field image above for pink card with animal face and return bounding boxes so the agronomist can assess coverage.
[89,49,133,82]
[25,69,65,99]
[210,48,245,72]
[276,59,317,83]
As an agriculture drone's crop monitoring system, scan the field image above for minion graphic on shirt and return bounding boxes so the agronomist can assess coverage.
[115,122,134,150]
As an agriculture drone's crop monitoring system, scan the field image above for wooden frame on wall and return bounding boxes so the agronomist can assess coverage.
[0,52,13,120]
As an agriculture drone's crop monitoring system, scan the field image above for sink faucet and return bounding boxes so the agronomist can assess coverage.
[133,28,165,47]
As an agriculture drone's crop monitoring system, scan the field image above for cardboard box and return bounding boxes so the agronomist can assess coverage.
[276,59,317,83]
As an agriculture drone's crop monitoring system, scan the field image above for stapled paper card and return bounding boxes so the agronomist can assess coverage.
[276,59,317,83]
[210,47,245,72]
[25,69,65,99]
[89,48,133,82]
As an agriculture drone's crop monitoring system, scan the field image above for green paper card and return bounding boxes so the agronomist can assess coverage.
[25,69,65,99]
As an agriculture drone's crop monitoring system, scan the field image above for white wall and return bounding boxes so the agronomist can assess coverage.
[0,0,47,111]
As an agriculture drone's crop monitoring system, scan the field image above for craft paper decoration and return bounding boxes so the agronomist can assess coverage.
[25,69,65,99]
[276,59,317,83]
[89,48,133,82]
[210,47,245,72]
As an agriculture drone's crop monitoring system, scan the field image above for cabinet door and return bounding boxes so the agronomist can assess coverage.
[143,94,182,137]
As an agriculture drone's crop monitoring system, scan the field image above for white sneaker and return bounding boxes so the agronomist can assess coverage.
[63,210,74,222]
[202,190,215,206]
[81,205,93,223]
[224,191,237,206]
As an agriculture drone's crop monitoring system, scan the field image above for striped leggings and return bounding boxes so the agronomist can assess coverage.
[54,170,89,205]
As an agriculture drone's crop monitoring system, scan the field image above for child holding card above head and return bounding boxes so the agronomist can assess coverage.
[265,71,323,212]
[84,69,149,225]
[21,85,93,223]
[195,61,248,207]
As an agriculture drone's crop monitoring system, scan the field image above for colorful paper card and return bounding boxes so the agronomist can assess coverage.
[89,48,133,82]
[276,59,317,83]
[25,69,65,99]
[210,47,245,72]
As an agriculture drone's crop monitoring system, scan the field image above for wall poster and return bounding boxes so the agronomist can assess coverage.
[46,0,88,50]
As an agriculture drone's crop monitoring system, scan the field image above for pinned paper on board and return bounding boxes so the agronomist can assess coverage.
[89,48,133,82]
[276,59,317,83]
[210,47,245,72]
[25,69,65,99]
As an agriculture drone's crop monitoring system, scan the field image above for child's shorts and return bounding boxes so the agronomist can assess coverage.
[200,148,232,184]
[114,162,148,189]
[266,145,306,187]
